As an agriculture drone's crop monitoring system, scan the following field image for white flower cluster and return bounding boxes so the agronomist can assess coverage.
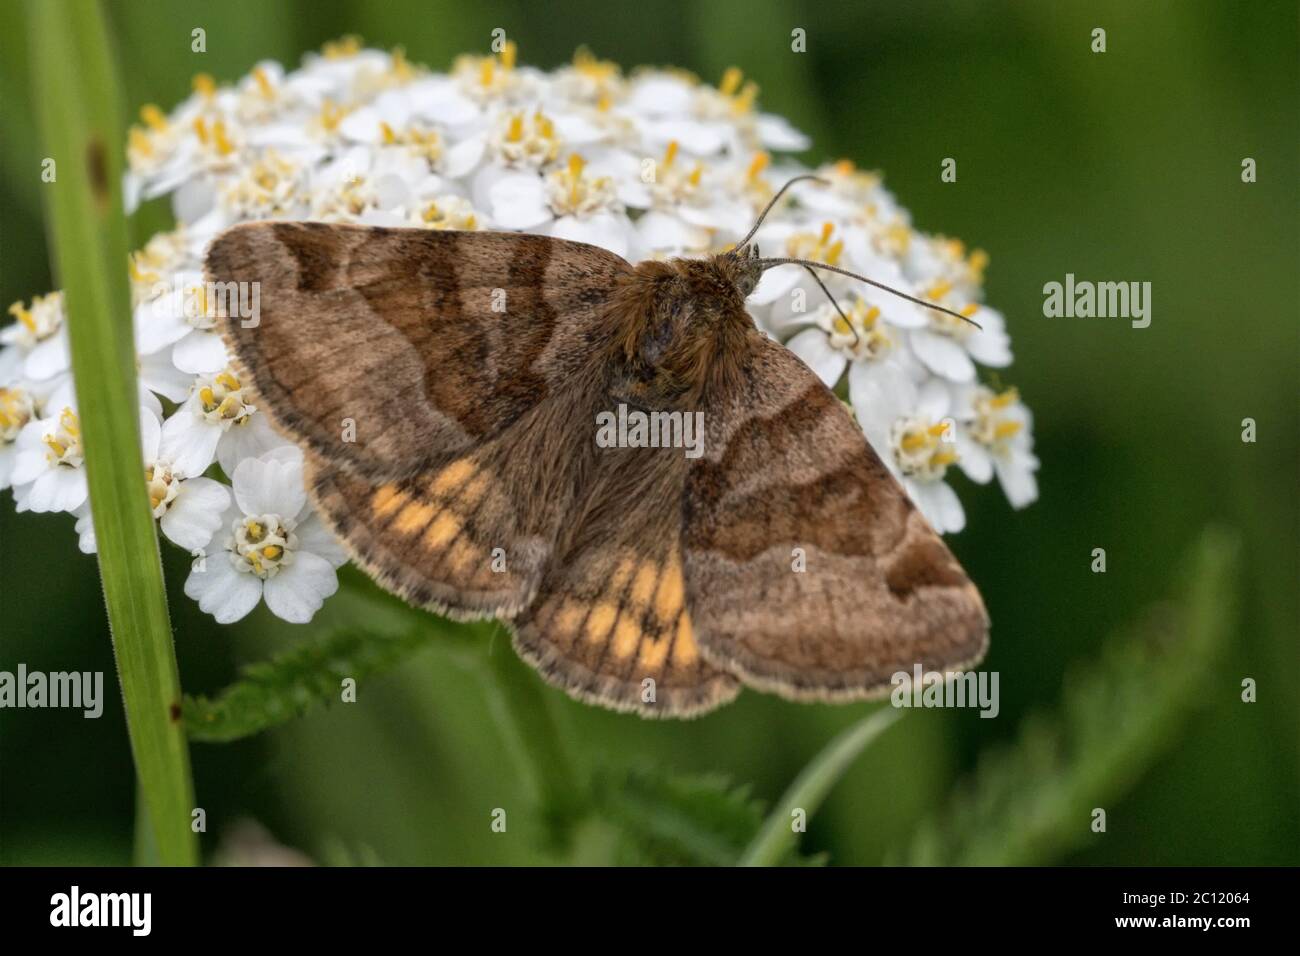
[0,39,1036,624]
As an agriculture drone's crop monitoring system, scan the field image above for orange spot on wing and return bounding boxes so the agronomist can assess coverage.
[372,484,408,518]
[423,512,461,550]
[393,499,436,535]
[585,603,618,644]
[612,614,641,659]
[671,613,698,666]
[654,561,684,620]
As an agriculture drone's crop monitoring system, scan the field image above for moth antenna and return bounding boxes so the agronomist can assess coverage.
[756,257,983,329]
[733,174,828,251]
[802,265,861,348]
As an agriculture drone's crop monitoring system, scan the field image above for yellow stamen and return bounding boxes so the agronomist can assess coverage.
[990,387,1020,408]
[960,303,979,318]
[323,35,362,60]
[192,73,215,98]
[719,66,743,96]
[212,119,235,155]
[252,67,274,98]
[480,57,495,88]
[994,421,1024,439]
[129,127,153,157]
[500,40,517,70]
[8,302,35,334]
[506,114,523,142]
[926,279,953,301]
[746,152,770,180]
[380,121,397,145]
[140,104,168,131]
[664,140,679,167]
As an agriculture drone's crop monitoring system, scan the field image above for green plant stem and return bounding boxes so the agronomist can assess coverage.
[739,707,902,866]
[478,633,584,831]
[27,0,198,866]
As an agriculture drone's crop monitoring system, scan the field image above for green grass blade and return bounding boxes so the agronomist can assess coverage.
[26,0,197,866]
[739,707,902,867]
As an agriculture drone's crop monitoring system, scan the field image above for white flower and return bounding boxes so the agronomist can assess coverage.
[134,270,231,377]
[906,277,1012,383]
[10,406,90,514]
[784,296,923,400]
[855,377,966,534]
[159,368,288,477]
[76,408,233,554]
[3,294,69,383]
[951,384,1040,509]
[185,447,346,624]
[0,385,39,490]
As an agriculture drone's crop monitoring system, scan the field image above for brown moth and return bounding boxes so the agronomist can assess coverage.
[206,176,989,718]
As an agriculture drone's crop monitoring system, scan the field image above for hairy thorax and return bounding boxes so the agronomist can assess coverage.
[605,255,759,410]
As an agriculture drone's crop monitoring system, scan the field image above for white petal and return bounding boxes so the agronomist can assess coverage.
[635,210,706,253]
[233,447,306,520]
[159,404,221,477]
[488,172,552,230]
[263,551,339,623]
[74,506,97,554]
[441,136,486,178]
[995,455,1039,509]
[138,406,162,461]
[548,214,630,258]
[910,330,975,382]
[161,477,231,551]
[25,467,88,513]
[785,329,847,387]
[134,299,191,355]
[748,264,802,305]
[756,114,810,151]
[138,350,194,403]
[185,554,263,624]
[216,413,291,476]
[956,437,994,484]
[23,334,70,381]
[917,378,951,420]
[9,447,49,487]
[172,331,229,375]
[294,513,349,567]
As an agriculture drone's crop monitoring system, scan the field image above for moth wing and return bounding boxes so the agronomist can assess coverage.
[301,368,614,618]
[206,222,631,480]
[510,443,740,718]
[683,331,989,700]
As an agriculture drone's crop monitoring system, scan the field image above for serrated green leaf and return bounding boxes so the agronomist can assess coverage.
[591,764,821,866]
[184,626,434,742]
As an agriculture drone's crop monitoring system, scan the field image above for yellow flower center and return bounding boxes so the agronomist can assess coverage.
[231,514,297,579]
[0,387,36,443]
[892,416,958,480]
[43,407,84,468]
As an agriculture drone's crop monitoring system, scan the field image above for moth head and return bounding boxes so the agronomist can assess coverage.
[720,242,764,298]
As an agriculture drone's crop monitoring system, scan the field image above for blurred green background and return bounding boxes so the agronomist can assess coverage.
[1,0,1296,865]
